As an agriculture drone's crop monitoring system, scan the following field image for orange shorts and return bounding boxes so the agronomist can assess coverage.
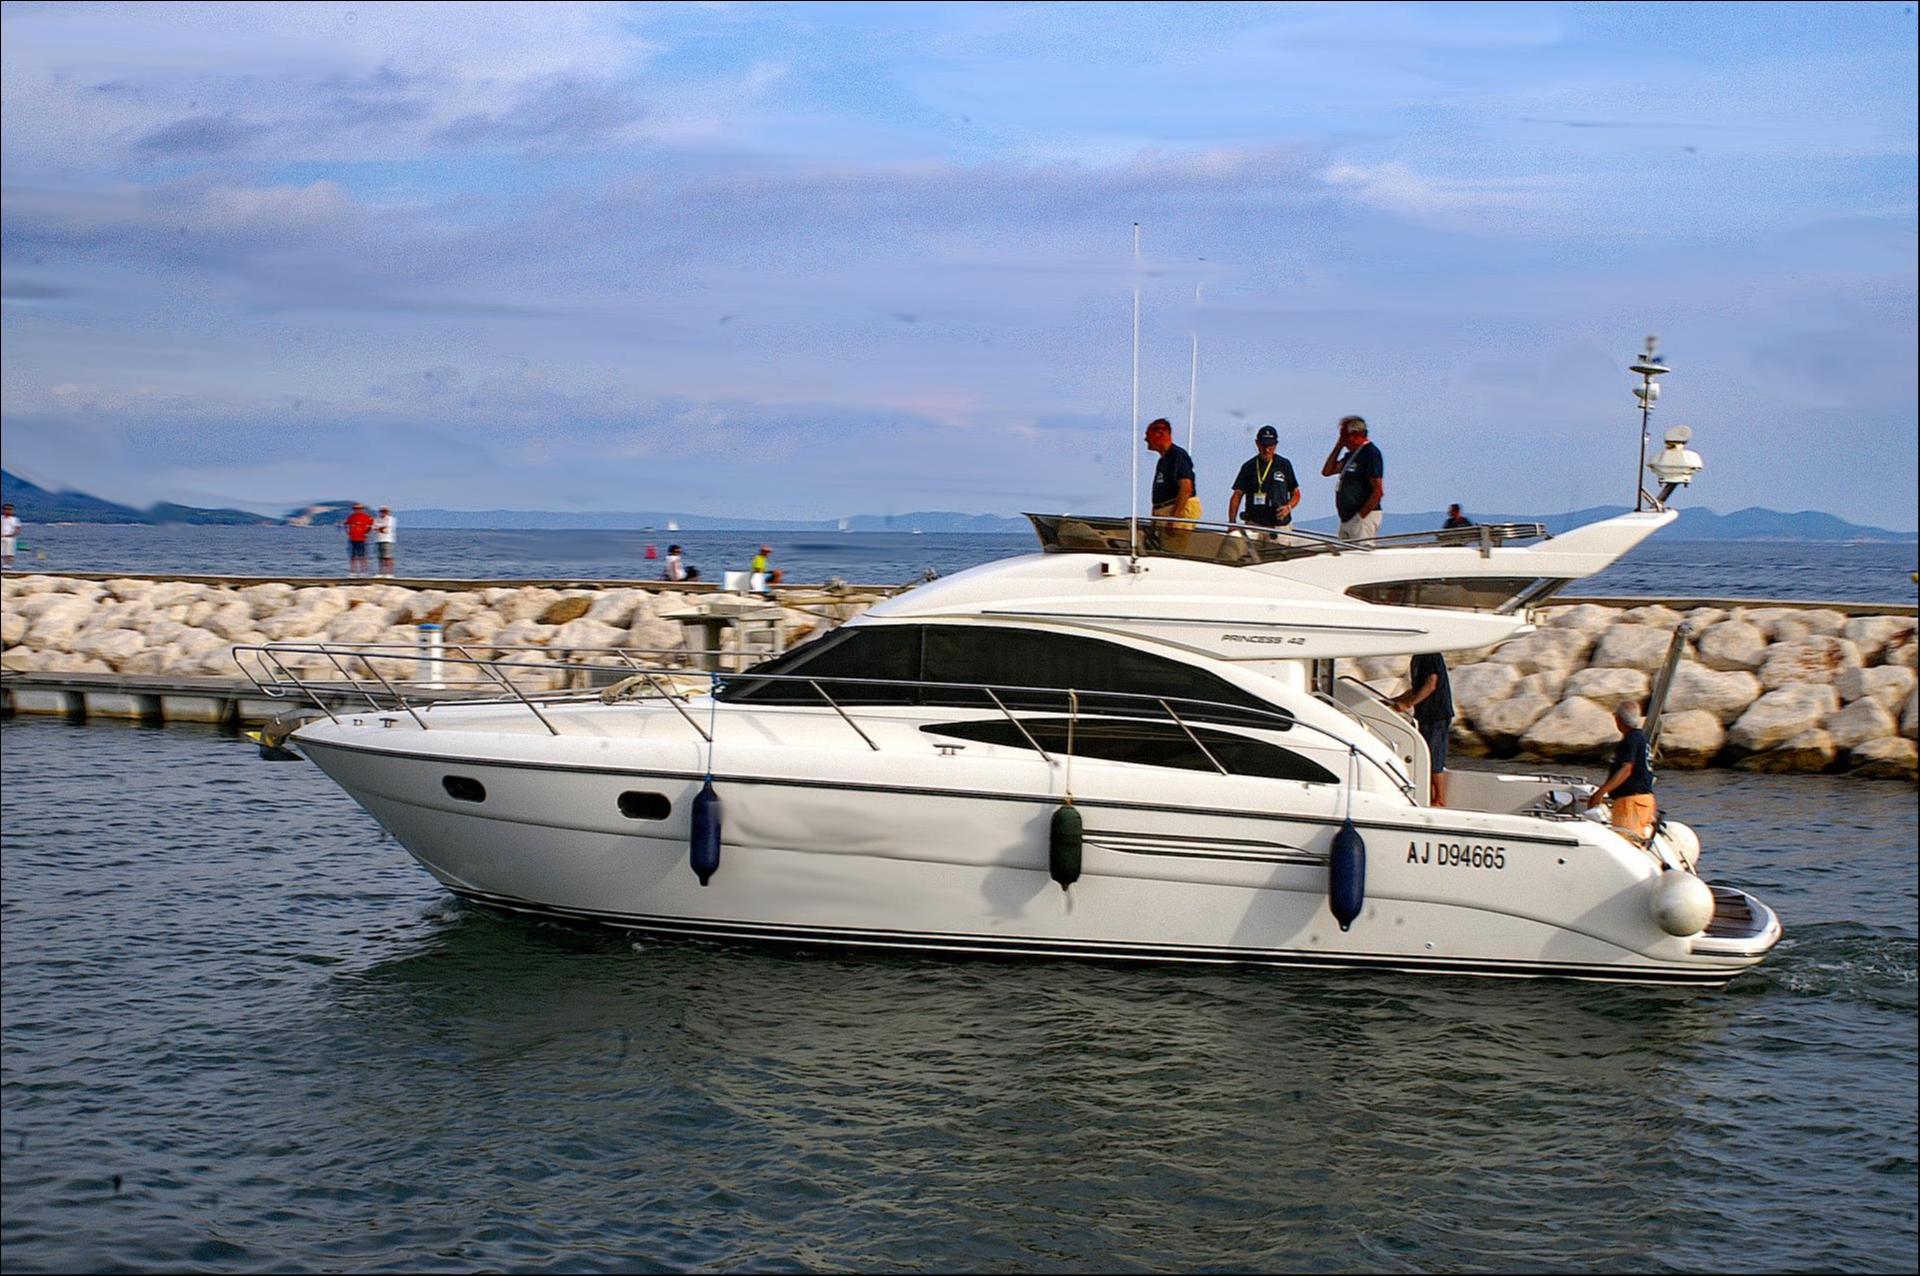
[1610,793,1658,841]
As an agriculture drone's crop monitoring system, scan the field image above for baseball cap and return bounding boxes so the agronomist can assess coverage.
[1255,425,1278,445]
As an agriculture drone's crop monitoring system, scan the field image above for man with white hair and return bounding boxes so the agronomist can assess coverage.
[1587,703,1658,840]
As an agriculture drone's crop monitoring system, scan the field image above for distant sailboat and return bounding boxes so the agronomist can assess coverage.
[666,519,680,532]
[838,518,851,533]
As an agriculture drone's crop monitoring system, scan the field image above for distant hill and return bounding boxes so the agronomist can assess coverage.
[1,468,1912,540]
[0,469,274,525]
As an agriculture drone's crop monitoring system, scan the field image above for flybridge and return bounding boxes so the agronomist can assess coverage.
[1025,513,1552,567]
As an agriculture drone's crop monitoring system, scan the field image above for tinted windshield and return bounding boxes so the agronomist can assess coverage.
[719,623,1288,727]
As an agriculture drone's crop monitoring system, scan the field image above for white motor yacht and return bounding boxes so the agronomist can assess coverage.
[247,510,1781,985]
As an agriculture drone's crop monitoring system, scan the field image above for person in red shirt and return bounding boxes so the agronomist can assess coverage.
[343,503,375,577]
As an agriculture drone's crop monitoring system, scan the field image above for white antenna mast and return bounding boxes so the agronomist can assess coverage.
[1186,279,1204,454]
[1129,222,1141,563]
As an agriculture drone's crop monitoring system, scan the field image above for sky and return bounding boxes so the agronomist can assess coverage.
[1,0,1915,527]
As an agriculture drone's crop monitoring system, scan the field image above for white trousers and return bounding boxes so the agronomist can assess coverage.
[1338,510,1382,541]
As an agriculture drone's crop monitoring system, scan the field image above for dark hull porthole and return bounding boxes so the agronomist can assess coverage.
[619,791,673,821]
[442,775,487,803]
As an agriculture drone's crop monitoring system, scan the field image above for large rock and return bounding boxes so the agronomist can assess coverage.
[1518,696,1619,762]
[1449,721,1491,758]
[1657,710,1725,769]
[628,615,683,653]
[1,611,25,648]
[103,578,152,602]
[239,582,296,615]
[1448,662,1522,714]
[1736,728,1838,774]
[326,604,396,645]
[547,618,628,651]
[1562,667,1650,709]
[1824,698,1898,751]
[1842,616,1916,663]
[1835,665,1917,711]
[1696,620,1769,672]
[1621,604,1685,628]
[585,589,646,628]
[448,611,505,645]
[1514,670,1568,702]
[1664,663,1763,725]
[1544,604,1619,634]
[1354,655,1407,683]
[491,618,552,650]
[537,594,595,625]
[1590,623,1685,672]
[1487,629,1596,675]
[494,589,562,624]
[1905,693,1918,741]
[68,627,146,667]
[146,581,204,608]
[1848,737,1918,782]
[2,646,46,671]
[397,590,454,625]
[1685,607,1728,630]
[1728,684,1842,753]
[1767,609,1849,643]
[203,600,258,641]
[1740,606,1801,639]
[22,596,94,651]
[259,587,350,641]
[1757,637,1863,690]
[1887,635,1918,669]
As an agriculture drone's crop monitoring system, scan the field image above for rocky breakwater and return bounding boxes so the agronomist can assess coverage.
[1,575,869,691]
[1346,603,1918,782]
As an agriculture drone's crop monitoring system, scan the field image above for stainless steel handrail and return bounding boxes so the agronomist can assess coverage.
[234,640,1416,799]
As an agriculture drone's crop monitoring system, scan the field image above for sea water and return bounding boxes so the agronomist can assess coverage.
[6,524,1917,601]
[1,718,1914,1271]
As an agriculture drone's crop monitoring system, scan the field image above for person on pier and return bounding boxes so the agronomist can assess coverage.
[342,503,374,578]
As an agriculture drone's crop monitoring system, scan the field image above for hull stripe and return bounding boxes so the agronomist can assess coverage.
[444,886,1745,986]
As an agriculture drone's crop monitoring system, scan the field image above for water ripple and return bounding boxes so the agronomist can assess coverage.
[2,718,1915,1272]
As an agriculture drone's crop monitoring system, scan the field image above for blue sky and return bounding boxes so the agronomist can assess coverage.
[2,1,1915,526]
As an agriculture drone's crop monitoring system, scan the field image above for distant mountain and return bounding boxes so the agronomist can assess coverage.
[397,508,832,531]
[0,469,274,525]
[1,468,1911,540]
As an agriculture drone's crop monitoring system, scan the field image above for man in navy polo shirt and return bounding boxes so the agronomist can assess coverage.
[1227,424,1301,531]
[1321,415,1384,541]
[1144,417,1199,551]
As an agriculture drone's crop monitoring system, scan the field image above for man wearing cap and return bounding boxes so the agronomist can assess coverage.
[1227,425,1301,532]
[1321,415,1385,541]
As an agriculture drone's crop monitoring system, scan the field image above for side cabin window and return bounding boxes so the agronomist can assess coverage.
[1346,577,1568,613]
[920,718,1337,783]
[719,624,1288,728]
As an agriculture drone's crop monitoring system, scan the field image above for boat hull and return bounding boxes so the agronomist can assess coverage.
[298,730,1778,986]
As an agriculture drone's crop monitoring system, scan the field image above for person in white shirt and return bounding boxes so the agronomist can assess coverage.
[1,504,20,568]
[663,544,687,582]
[373,507,397,577]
